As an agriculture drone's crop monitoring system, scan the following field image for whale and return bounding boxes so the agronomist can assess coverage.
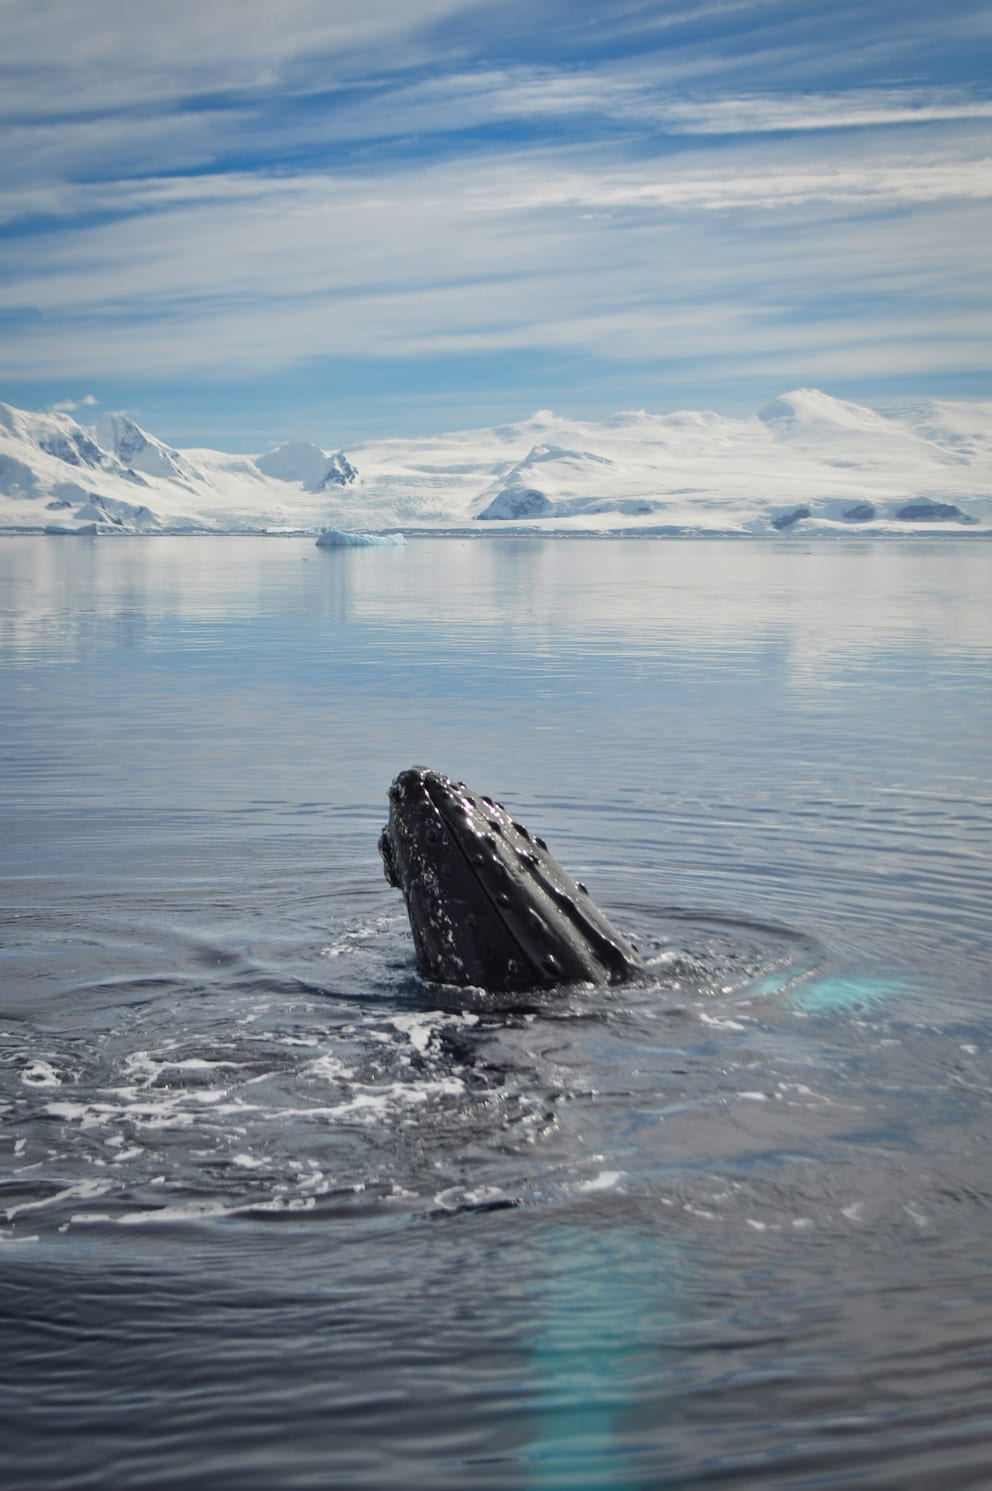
[379,767,644,991]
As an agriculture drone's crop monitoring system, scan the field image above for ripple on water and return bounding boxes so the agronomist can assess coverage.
[0,898,925,1247]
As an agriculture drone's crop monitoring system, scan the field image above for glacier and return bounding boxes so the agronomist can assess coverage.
[1,388,990,538]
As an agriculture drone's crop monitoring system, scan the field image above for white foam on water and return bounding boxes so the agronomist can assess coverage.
[16,1005,492,1231]
[577,1170,626,1192]
[5,1177,115,1220]
[121,1050,248,1082]
[316,1075,467,1122]
[46,1094,262,1132]
[776,1081,840,1108]
[302,1053,356,1082]
[21,1060,62,1087]
[117,1199,242,1225]
[320,915,400,959]
[434,1184,511,1210]
[242,1196,316,1214]
[388,1009,479,1052]
[389,1012,439,1053]
[699,1011,749,1032]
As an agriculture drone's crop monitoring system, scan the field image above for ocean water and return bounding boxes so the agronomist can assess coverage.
[1,534,990,1490]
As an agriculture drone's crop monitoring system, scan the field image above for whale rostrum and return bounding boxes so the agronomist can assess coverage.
[379,767,643,991]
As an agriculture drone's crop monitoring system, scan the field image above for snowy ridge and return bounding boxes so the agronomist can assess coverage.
[94,413,203,487]
[0,390,990,536]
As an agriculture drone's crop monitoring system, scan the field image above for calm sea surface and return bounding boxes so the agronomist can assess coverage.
[2,535,991,1489]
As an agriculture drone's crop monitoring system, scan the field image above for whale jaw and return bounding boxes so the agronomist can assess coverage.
[379,767,642,992]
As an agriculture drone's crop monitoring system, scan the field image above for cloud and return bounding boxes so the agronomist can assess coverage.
[278,72,992,148]
[0,0,989,414]
[654,89,992,134]
[478,149,992,213]
[46,393,99,412]
[0,0,481,119]
[1,132,988,392]
[7,131,989,305]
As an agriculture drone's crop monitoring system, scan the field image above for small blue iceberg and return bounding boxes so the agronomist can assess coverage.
[315,529,406,548]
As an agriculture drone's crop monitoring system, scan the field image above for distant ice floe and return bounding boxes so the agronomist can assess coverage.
[315,529,406,548]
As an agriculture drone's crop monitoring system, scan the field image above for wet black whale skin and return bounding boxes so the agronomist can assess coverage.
[379,767,643,992]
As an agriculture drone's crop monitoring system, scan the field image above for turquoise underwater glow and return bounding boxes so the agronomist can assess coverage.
[525,1226,682,1488]
[787,974,905,1016]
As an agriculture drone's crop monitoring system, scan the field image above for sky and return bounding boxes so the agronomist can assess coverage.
[1,0,990,448]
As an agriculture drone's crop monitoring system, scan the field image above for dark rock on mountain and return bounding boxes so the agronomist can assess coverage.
[771,505,811,530]
[476,486,554,520]
[841,502,876,522]
[894,501,975,523]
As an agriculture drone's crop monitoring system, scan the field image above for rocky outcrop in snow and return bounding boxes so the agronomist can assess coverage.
[476,485,554,520]
[771,505,811,530]
[893,500,976,523]
[73,494,163,532]
[38,428,106,469]
[841,502,876,522]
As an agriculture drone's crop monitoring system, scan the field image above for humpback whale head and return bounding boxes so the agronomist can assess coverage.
[379,767,642,991]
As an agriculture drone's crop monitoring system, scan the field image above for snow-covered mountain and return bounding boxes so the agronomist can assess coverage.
[1,389,990,536]
[93,412,203,487]
[253,441,357,492]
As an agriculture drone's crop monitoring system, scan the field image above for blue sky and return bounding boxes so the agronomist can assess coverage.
[1,0,990,447]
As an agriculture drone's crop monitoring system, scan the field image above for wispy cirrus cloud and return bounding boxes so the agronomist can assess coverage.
[653,88,992,134]
[2,141,988,382]
[0,0,480,118]
[0,0,990,433]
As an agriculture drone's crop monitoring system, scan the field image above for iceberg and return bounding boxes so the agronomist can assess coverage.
[315,529,406,548]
